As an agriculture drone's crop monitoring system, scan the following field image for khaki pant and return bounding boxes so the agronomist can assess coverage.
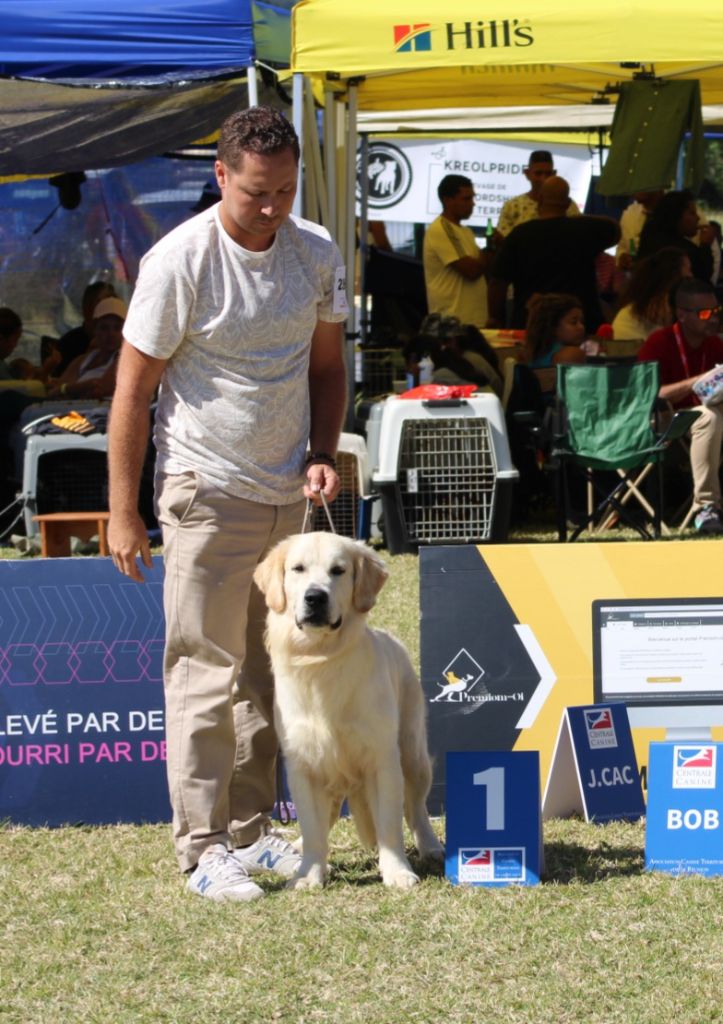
[689,403,723,508]
[157,472,305,873]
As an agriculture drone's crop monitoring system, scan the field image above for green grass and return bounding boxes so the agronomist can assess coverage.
[2,547,722,1023]
[1,817,721,1024]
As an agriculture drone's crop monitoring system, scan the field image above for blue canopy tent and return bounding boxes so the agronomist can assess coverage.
[0,0,295,175]
[0,1,295,344]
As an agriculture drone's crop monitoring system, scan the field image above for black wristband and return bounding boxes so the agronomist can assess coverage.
[306,451,337,469]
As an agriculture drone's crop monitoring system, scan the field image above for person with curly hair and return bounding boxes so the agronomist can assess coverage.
[612,247,692,341]
[637,189,714,283]
[523,293,587,370]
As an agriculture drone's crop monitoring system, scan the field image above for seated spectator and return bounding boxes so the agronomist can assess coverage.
[612,247,693,341]
[0,307,23,380]
[55,280,116,375]
[523,294,587,371]
[47,297,126,401]
[638,190,714,283]
[637,278,723,534]
[414,314,503,396]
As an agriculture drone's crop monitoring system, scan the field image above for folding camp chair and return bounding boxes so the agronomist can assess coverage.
[552,363,701,541]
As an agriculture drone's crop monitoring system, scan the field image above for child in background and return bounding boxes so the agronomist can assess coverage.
[524,293,587,369]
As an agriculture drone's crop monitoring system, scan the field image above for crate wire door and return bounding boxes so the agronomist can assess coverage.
[307,433,370,539]
[397,416,498,544]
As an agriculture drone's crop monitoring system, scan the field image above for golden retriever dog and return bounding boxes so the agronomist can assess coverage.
[254,532,444,889]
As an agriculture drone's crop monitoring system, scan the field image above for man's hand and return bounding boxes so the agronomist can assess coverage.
[109,509,153,583]
[304,460,341,504]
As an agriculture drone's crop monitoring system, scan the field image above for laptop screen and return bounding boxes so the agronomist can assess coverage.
[592,598,723,706]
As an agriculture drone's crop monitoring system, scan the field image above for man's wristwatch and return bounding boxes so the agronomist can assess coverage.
[306,451,337,469]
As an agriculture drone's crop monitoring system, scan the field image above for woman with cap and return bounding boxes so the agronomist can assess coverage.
[47,296,127,400]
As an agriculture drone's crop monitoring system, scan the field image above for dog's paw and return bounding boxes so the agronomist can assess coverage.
[420,842,445,864]
[384,868,420,890]
[286,874,324,891]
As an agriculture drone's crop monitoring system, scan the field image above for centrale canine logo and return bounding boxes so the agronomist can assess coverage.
[583,707,618,749]
[672,745,717,789]
[393,23,432,52]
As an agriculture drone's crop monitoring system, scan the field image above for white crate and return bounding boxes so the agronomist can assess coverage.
[22,433,109,537]
[307,432,370,539]
[371,395,518,551]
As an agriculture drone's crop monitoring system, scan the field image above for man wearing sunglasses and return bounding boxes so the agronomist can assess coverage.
[638,277,723,534]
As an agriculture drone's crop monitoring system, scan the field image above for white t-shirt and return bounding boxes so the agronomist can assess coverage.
[123,207,347,504]
[423,215,487,328]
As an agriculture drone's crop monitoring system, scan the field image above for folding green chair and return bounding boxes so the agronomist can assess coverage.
[552,363,701,541]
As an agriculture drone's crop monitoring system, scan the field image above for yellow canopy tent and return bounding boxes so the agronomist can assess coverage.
[292,0,723,109]
[290,0,723,410]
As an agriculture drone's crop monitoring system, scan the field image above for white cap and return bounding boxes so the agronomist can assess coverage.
[93,297,127,320]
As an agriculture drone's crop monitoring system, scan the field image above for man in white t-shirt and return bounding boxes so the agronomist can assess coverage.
[423,174,489,328]
[108,107,348,902]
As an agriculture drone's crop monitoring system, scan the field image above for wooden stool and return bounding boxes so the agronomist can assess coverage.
[33,511,110,558]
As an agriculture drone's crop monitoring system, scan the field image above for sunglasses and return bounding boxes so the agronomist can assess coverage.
[680,305,722,321]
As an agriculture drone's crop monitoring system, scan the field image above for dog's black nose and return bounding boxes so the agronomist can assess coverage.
[304,586,328,610]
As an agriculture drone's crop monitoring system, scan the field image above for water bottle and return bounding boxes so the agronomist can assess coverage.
[419,355,434,385]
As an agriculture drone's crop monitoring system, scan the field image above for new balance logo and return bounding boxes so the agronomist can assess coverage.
[195,874,213,894]
[257,849,282,870]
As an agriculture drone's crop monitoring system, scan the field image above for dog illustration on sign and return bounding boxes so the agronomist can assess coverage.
[431,670,474,702]
[431,649,487,704]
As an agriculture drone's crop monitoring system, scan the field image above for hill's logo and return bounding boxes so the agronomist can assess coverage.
[673,746,717,789]
[583,707,617,749]
[393,23,432,52]
[357,142,413,209]
[393,19,534,54]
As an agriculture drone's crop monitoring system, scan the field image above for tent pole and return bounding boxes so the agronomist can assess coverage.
[304,78,329,228]
[344,83,359,431]
[358,134,370,347]
[247,64,258,107]
[292,72,304,218]
[324,88,337,241]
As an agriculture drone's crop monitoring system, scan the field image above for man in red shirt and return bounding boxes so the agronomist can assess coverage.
[638,278,723,533]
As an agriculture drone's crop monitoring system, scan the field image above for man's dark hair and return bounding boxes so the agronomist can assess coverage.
[217,106,300,168]
[674,277,717,307]
[647,189,695,236]
[0,307,22,338]
[82,281,115,311]
[528,150,553,165]
[437,174,473,204]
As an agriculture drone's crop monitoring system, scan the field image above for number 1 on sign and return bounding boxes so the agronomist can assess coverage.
[473,767,505,830]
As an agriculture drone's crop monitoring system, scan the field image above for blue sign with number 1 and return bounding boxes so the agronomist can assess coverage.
[446,751,542,886]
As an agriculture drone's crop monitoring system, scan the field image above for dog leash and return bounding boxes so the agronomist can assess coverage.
[302,491,337,534]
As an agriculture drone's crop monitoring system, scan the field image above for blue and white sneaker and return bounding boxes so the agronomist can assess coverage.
[232,828,302,878]
[694,504,723,535]
[187,844,264,902]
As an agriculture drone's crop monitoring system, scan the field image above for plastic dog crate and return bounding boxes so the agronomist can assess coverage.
[307,432,371,539]
[371,396,518,553]
[22,433,109,537]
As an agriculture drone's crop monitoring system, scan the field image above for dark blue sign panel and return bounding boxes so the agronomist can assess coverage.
[566,704,644,822]
[0,557,170,826]
[446,751,541,887]
[646,742,723,876]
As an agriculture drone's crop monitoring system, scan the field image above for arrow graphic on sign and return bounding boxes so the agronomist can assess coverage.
[513,625,557,729]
